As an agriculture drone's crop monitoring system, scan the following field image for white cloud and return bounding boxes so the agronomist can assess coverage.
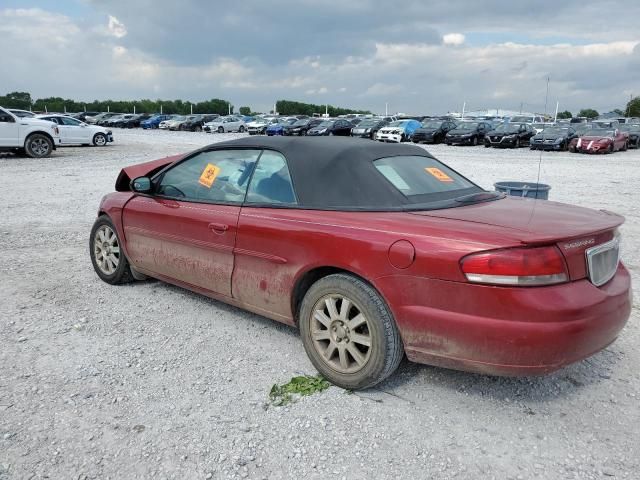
[107,15,127,38]
[443,33,465,46]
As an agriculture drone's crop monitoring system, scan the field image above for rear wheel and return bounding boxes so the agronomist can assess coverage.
[90,216,133,285]
[299,274,404,390]
[238,125,245,133]
[93,133,107,146]
[195,125,202,132]
[24,134,53,158]
[217,126,224,133]
[472,136,478,146]
[514,138,521,148]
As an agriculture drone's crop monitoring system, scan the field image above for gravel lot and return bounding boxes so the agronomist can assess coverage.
[1,129,638,480]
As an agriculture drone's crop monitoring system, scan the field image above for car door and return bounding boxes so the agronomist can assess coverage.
[60,116,88,144]
[122,148,261,297]
[0,109,20,146]
[41,117,72,144]
[233,150,299,319]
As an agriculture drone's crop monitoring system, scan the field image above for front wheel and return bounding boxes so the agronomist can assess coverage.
[217,126,224,133]
[93,133,108,146]
[238,125,245,133]
[299,274,404,390]
[25,133,53,158]
[195,125,202,132]
[514,138,521,148]
[472,136,478,146]
[90,216,133,285]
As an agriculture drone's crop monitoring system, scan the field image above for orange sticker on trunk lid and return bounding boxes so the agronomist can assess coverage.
[425,167,453,182]
[199,163,220,188]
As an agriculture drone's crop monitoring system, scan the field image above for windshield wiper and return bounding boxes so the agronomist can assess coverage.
[454,191,505,204]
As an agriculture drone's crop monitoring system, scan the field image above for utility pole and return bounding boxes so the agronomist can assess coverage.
[519,102,523,114]
[554,101,559,123]
[627,94,633,118]
[385,102,388,116]
[461,101,466,121]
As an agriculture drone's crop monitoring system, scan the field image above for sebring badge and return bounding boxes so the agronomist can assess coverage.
[564,238,596,250]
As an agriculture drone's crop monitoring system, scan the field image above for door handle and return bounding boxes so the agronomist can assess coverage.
[208,223,229,234]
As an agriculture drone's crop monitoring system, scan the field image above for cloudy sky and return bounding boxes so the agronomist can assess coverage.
[2,0,639,114]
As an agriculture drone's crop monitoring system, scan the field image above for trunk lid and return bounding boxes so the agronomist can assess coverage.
[410,197,623,280]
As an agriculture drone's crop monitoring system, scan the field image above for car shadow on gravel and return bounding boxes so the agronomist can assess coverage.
[373,347,623,403]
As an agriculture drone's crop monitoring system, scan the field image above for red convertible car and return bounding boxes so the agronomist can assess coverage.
[90,137,631,389]
[570,128,629,153]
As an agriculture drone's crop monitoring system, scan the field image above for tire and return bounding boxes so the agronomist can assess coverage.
[238,125,245,133]
[622,142,628,152]
[24,133,53,158]
[217,126,224,133]
[472,136,478,146]
[89,215,134,285]
[484,143,491,148]
[195,125,202,132]
[608,144,614,154]
[514,138,521,148]
[93,133,108,147]
[299,273,404,390]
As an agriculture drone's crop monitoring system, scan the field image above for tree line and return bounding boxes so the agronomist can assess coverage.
[275,100,370,117]
[2,91,639,118]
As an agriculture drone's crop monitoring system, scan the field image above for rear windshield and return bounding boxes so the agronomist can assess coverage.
[374,155,479,203]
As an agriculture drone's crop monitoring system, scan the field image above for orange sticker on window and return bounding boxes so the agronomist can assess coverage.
[199,163,220,188]
[425,167,453,182]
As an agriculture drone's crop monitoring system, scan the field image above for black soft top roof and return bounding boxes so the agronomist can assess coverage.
[210,136,437,209]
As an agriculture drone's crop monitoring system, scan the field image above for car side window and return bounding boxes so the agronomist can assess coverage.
[60,117,81,126]
[0,112,14,123]
[155,149,261,204]
[246,151,297,205]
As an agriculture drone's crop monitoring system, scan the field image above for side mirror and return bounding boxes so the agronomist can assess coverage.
[131,176,152,193]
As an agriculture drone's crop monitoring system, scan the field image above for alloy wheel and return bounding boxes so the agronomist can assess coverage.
[31,138,50,156]
[93,225,121,275]
[310,294,372,374]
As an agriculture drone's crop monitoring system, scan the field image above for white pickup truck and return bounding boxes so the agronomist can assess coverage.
[0,106,61,158]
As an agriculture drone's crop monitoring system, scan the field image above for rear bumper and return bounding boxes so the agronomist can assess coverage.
[378,264,632,376]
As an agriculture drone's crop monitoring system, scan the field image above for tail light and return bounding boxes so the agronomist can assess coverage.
[461,246,569,286]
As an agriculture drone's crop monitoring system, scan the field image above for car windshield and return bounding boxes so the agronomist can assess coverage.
[455,122,479,129]
[509,116,532,123]
[420,121,442,129]
[292,119,308,126]
[541,127,569,135]
[172,116,186,121]
[374,155,482,205]
[388,120,409,127]
[318,121,334,128]
[10,110,35,118]
[286,118,298,125]
[620,124,640,132]
[493,124,520,133]
[358,119,380,127]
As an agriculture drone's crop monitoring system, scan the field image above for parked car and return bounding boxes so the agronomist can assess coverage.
[350,118,389,140]
[181,114,219,132]
[267,118,297,136]
[246,118,275,135]
[36,114,113,146]
[141,114,174,129]
[307,119,353,136]
[0,106,61,158]
[284,118,323,136]
[168,115,197,131]
[90,136,631,389]
[96,114,124,126]
[118,114,152,129]
[73,111,101,122]
[409,119,455,144]
[619,124,640,149]
[571,129,628,154]
[508,115,545,124]
[445,121,492,146]
[591,120,620,129]
[203,116,246,133]
[159,116,185,130]
[88,112,120,125]
[484,123,535,148]
[529,126,577,151]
